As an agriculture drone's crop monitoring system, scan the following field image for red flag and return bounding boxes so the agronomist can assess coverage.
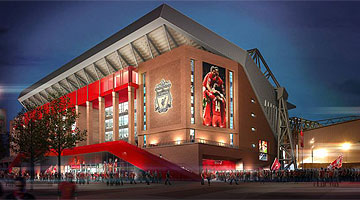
[300,130,304,148]
[328,155,343,169]
[271,157,281,171]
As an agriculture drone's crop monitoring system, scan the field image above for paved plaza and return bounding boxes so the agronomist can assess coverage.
[2,181,360,199]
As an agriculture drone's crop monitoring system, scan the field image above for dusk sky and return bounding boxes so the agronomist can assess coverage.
[0,1,359,128]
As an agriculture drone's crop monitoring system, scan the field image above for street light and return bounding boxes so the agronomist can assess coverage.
[341,142,351,163]
[342,142,351,150]
[310,138,315,168]
[311,145,314,165]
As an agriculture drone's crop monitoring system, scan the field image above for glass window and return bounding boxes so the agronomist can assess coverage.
[190,59,195,124]
[229,71,234,129]
[119,127,128,141]
[144,135,147,147]
[143,73,146,130]
[105,131,113,142]
[105,106,113,118]
[230,133,233,146]
[105,119,113,130]
[190,129,195,142]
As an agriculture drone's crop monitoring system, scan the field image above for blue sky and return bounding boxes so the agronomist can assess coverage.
[0,1,359,128]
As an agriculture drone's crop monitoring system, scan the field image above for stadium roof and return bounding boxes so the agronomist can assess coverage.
[18,4,280,135]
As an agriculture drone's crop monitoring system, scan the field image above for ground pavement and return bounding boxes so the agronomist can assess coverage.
[2,181,360,199]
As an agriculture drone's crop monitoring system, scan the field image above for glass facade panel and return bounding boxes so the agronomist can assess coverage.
[118,101,129,141]
[229,71,234,129]
[143,73,146,130]
[144,135,147,147]
[105,106,113,118]
[190,129,195,142]
[105,131,113,142]
[190,59,195,124]
[105,119,113,130]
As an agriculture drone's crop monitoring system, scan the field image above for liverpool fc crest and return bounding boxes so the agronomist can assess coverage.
[155,79,172,113]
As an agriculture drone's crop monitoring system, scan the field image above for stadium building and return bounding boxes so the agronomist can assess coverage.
[292,116,360,169]
[13,4,294,176]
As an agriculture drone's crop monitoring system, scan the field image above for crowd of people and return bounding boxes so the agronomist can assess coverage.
[1,167,360,199]
[0,169,172,199]
[0,169,172,186]
[201,168,360,186]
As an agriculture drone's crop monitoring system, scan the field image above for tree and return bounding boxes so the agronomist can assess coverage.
[0,133,8,161]
[0,121,7,160]
[11,106,49,183]
[43,94,87,181]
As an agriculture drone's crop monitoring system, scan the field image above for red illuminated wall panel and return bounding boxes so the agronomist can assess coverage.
[92,98,99,109]
[104,94,112,108]
[202,159,236,171]
[100,74,114,97]
[77,86,87,106]
[67,91,77,107]
[132,71,138,84]
[88,81,99,102]
[114,69,128,92]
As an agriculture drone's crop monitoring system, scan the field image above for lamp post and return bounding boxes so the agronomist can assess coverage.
[342,142,351,164]
[310,138,315,168]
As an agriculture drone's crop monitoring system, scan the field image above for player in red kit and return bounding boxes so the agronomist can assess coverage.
[203,66,225,126]
[212,87,226,128]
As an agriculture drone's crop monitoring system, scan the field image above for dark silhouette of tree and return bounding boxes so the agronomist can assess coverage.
[11,106,49,184]
[0,133,7,160]
[43,94,87,181]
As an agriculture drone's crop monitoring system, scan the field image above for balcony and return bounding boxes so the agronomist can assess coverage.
[143,138,238,149]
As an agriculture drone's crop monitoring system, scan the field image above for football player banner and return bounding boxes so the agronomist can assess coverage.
[202,62,226,128]
[327,155,343,169]
[271,157,281,171]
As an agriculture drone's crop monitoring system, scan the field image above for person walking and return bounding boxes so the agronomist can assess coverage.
[5,177,35,199]
[200,170,205,185]
[145,171,150,185]
[165,170,171,185]
[206,171,211,186]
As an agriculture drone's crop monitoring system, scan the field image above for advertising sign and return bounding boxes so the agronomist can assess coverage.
[202,62,226,128]
[259,153,268,161]
[259,140,268,154]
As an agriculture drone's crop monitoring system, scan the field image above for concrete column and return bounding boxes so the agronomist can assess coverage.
[128,86,135,145]
[112,92,119,141]
[99,97,105,143]
[86,101,93,145]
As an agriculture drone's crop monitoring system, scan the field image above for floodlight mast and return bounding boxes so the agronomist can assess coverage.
[247,48,297,169]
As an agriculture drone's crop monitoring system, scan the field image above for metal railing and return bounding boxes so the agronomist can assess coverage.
[143,138,238,149]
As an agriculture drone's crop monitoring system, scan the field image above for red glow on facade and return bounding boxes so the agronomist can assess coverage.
[202,159,236,171]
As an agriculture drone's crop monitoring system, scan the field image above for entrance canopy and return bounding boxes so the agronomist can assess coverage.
[9,140,199,181]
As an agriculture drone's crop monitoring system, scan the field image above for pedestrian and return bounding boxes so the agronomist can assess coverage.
[200,170,205,185]
[5,177,35,199]
[165,170,171,185]
[206,171,211,186]
[58,177,77,200]
[145,171,150,185]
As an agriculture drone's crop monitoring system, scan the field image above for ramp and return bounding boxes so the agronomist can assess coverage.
[9,141,200,181]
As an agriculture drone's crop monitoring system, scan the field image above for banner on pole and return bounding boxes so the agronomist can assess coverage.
[327,155,343,169]
[271,157,281,171]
